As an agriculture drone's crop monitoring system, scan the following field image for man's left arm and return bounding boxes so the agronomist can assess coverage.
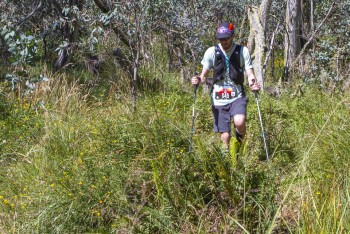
[242,46,260,92]
[246,68,260,91]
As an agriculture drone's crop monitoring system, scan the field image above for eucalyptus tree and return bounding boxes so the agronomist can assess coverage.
[0,0,95,69]
[283,0,302,80]
[4,0,347,97]
[309,0,349,90]
[281,0,349,85]
[244,0,273,89]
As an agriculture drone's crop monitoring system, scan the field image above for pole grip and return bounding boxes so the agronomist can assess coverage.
[193,71,200,93]
[194,84,198,93]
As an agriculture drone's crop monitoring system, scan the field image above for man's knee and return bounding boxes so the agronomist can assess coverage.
[234,114,246,128]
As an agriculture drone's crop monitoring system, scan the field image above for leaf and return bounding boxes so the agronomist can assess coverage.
[8,44,16,52]
[1,27,8,36]
[4,32,10,40]
[39,75,49,82]
[27,35,34,41]
[11,61,19,66]
[63,7,70,16]
[25,80,36,90]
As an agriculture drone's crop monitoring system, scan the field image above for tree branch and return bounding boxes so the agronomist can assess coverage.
[92,0,133,49]
[16,0,43,27]
[92,0,109,13]
[50,0,64,17]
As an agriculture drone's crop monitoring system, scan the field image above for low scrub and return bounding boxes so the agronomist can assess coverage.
[0,72,350,233]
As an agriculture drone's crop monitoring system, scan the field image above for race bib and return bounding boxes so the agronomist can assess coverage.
[215,87,235,100]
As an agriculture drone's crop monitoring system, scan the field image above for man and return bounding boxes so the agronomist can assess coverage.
[192,22,261,152]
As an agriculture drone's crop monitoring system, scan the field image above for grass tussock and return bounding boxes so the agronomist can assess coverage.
[1,69,350,233]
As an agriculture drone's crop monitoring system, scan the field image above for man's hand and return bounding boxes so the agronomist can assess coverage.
[246,68,260,92]
[192,68,209,86]
[191,76,201,86]
[249,80,261,92]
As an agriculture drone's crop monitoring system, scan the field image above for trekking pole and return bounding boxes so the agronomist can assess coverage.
[254,92,269,160]
[190,72,199,153]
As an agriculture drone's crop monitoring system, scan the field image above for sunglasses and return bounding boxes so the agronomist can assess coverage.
[218,37,231,42]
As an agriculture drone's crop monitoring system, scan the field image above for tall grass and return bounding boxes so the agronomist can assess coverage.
[1,67,350,233]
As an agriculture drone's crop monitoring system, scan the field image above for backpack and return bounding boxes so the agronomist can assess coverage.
[211,44,245,95]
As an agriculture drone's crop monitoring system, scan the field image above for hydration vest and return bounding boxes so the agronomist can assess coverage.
[212,44,245,96]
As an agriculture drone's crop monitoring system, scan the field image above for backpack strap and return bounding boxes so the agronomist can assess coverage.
[212,44,227,83]
[231,45,244,70]
[229,44,245,95]
[209,45,226,94]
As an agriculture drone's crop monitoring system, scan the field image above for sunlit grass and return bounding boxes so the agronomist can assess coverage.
[1,69,350,233]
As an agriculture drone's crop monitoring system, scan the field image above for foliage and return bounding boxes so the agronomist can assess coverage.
[1,25,40,66]
[1,0,350,233]
[1,65,350,232]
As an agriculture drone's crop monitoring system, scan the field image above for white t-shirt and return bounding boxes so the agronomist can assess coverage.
[201,43,253,106]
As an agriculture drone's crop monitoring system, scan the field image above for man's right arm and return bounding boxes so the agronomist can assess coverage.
[192,47,215,85]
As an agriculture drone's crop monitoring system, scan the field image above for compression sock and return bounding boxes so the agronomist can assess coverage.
[235,128,246,144]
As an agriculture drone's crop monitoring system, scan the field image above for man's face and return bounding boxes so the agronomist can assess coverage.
[218,35,234,51]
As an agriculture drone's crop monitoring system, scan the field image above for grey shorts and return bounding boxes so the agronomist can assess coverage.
[212,97,248,133]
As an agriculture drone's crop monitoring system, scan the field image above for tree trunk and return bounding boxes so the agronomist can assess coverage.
[132,50,139,112]
[310,0,315,78]
[248,7,265,88]
[283,0,302,81]
[259,0,272,29]
[246,0,272,90]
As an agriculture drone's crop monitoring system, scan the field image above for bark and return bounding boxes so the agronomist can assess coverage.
[92,0,109,13]
[283,0,302,81]
[246,7,255,52]
[310,0,314,32]
[132,50,139,112]
[259,0,272,29]
[247,0,273,90]
[247,6,266,88]
[310,0,315,76]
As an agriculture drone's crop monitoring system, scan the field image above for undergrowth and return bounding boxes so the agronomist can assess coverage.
[0,71,350,233]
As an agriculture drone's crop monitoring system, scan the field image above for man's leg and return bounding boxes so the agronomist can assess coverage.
[218,112,246,149]
[212,105,231,150]
[221,132,230,149]
[230,97,248,143]
[233,114,246,143]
